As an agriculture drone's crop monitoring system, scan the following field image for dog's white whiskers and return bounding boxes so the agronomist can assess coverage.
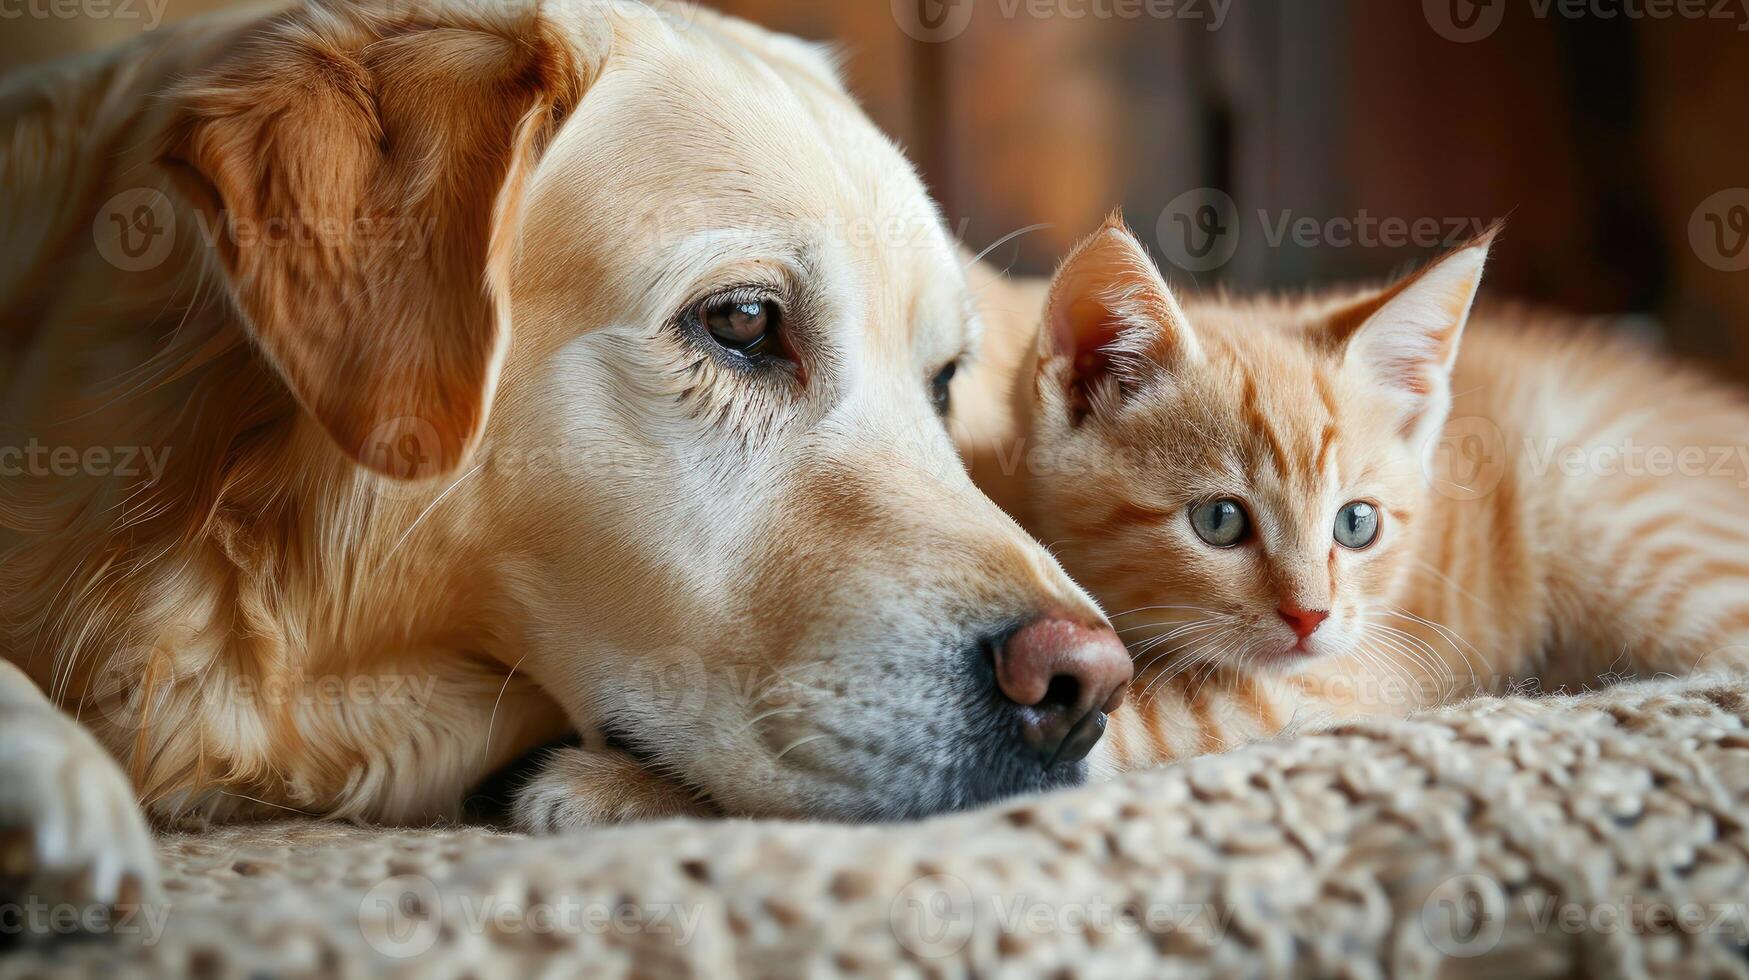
[738,704,806,733]
[772,732,830,762]
[379,460,485,568]
[1109,604,1219,619]
[967,223,1054,268]
[216,790,322,817]
[481,655,528,766]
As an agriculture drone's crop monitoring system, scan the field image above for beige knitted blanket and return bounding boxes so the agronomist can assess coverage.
[8,676,1749,978]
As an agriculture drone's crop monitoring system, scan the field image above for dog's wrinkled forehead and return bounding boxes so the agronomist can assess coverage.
[516,7,971,370]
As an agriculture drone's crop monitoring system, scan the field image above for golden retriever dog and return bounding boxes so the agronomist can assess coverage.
[0,0,1132,910]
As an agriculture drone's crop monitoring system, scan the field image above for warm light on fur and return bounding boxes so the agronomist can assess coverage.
[966,219,1749,768]
[0,0,1113,903]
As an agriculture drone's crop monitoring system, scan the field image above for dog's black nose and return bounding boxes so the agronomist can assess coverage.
[993,617,1131,767]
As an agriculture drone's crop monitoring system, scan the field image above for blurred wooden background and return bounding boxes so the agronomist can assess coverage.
[10,0,1749,379]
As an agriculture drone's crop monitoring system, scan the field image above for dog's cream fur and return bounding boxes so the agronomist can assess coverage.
[0,0,1107,905]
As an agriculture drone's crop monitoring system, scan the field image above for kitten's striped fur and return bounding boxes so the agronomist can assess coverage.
[966,219,1749,767]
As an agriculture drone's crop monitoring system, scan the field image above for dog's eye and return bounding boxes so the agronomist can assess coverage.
[930,361,958,416]
[702,296,780,355]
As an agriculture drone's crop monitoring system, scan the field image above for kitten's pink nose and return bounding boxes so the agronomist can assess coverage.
[1277,604,1329,639]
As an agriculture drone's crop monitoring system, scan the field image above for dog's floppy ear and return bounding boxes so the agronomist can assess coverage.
[162,4,581,479]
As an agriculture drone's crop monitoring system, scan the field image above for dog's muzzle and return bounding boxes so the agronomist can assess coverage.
[990,616,1131,769]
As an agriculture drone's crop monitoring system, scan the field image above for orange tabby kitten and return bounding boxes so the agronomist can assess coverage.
[964,218,1749,765]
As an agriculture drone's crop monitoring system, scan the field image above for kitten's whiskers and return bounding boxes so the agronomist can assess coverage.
[1362,617,1474,694]
[1382,606,1494,676]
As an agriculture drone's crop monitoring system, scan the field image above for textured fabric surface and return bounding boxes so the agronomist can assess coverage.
[8,676,1749,978]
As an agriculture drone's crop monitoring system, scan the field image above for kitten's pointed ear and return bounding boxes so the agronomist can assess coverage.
[1041,216,1200,421]
[1337,226,1496,450]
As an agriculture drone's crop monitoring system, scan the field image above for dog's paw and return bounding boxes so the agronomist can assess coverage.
[0,703,160,933]
[512,746,715,832]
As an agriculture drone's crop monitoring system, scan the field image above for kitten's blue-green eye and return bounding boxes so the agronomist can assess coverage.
[1190,499,1248,547]
[1334,501,1380,549]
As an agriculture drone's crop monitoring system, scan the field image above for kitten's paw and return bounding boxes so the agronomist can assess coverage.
[512,746,714,832]
[0,704,160,937]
